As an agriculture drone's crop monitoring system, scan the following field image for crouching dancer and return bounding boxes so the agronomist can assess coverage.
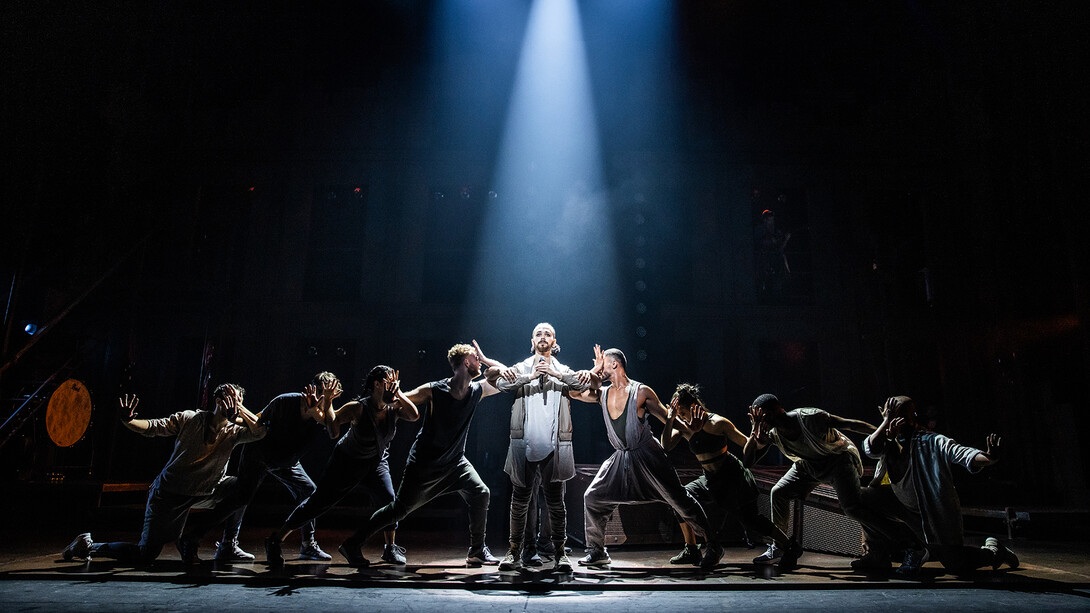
[264,366,418,566]
[743,394,881,569]
[852,395,1018,577]
[63,385,264,564]
[661,384,799,570]
[571,347,716,568]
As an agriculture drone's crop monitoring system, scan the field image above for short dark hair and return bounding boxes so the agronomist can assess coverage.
[364,365,393,392]
[604,348,627,370]
[673,382,702,407]
[752,393,780,411]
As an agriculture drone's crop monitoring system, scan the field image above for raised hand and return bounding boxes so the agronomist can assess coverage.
[472,340,488,364]
[303,383,325,419]
[319,378,342,404]
[689,403,709,432]
[119,394,140,421]
[218,389,243,421]
[985,433,1001,458]
[886,417,907,440]
[667,397,680,420]
[880,397,897,422]
[576,370,594,387]
[592,344,604,373]
[383,369,401,400]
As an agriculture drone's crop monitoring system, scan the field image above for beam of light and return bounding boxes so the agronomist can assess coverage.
[463,0,624,359]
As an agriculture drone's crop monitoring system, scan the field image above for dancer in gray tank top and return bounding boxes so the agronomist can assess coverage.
[568,346,715,568]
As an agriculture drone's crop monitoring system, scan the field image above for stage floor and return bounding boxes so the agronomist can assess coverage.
[2,526,1089,612]
[2,524,1088,595]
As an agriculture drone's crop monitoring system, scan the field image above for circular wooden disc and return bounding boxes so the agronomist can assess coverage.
[46,379,93,448]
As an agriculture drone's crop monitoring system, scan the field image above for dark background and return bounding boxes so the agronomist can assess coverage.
[2,1,1087,529]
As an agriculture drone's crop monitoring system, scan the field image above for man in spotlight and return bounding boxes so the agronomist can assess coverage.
[337,343,504,568]
[743,393,882,568]
[568,346,715,568]
[851,395,1018,577]
[63,384,265,564]
[474,323,600,572]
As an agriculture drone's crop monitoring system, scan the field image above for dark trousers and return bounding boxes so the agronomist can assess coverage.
[859,484,999,572]
[281,450,396,535]
[90,483,229,563]
[350,456,489,550]
[181,448,318,545]
[770,454,900,547]
[509,456,566,548]
[680,460,789,547]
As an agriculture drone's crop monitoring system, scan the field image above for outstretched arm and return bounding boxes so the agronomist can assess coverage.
[568,344,605,403]
[702,409,749,448]
[827,412,878,436]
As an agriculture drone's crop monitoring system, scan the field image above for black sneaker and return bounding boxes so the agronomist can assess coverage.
[338,541,369,568]
[499,545,522,571]
[670,544,701,566]
[466,545,499,567]
[63,533,93,561]
[894,547,928,578]
[176,537,200,565]
[752,543,782,565]
[984,537,1019,569]
[265,535,284,567]
[522,546,543,567]
[778,538,804,571]
[700,541,725,571]
[577,548,611,567]
[850,549,892,572]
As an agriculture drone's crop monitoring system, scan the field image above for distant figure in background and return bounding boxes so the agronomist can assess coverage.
[660,383,799,571]
[63,384,264,564]
[569,346,715,568]
[743,393,880,568]
[476,323,600,572]
[337,343,503,568]
[177,372,341,563]
[852,396,1018,577]
[754,208,791,296]
[264,366,418,566]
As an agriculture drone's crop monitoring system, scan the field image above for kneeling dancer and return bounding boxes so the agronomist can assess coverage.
[853,395,1018,577]
[64,385,264,564]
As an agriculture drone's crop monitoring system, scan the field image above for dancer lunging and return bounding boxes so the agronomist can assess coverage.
[264,367,418,566]
[337,343,503,567]
[570,346,715,568]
